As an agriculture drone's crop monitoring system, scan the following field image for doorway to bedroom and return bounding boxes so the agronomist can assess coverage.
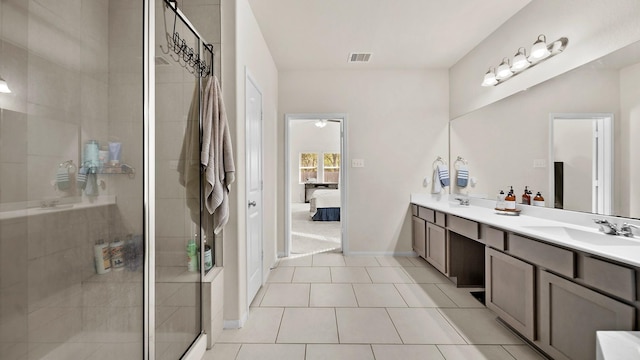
[285,114,347,257]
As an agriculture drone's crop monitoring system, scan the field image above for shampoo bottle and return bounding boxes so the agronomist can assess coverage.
[110,238,125,271]
[496,190,506,209]
[533,192,545,207]
[186,238,198,272]
[505,186,516,210]
[94,239,111,274]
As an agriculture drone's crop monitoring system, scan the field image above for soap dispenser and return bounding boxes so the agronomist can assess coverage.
[522,186,531,205]
[533,192,545,207]
[496,190,506,209]
[505,186,516,210]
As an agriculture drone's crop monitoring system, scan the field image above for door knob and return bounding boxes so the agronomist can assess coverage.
[248,201,256,207]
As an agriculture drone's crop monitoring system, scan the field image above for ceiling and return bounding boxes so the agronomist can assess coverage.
[247,0,532,70]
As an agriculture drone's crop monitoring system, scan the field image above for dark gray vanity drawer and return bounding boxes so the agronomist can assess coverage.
[411,204,418,216]
[417,207,435,222]
[508,234,575,278]
[580,256,636,301]
[435,211,446,227]
[482,225,506,251]
[448,215,479,240]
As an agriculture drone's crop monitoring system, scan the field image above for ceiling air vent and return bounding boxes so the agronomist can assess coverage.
[348,52,372,63]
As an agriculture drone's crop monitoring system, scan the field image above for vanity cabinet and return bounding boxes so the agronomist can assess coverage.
[426,222,448,274]
[486,247,535,340]
[538,270,635,360]
[412,216,426,258]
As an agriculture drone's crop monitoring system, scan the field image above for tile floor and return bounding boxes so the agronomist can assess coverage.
[202,253,546,360]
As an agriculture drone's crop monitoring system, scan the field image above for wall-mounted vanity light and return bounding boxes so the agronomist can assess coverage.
[481,34,568,87]
[0,75,11,93]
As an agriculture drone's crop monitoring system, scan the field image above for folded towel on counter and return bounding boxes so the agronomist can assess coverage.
[437,164,450,187]
[456,164,469,188]
[77,167,87,190]
[56,165,70,190]
[432,169,442,194]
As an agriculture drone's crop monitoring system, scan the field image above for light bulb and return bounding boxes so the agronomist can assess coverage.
[496,59,513,80]
[481,69,497,86]
[529,35,550,61]
[511,48,530,71]
[0,76,11,93]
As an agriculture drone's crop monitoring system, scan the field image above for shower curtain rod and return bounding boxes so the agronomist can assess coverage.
[163,0,215,77]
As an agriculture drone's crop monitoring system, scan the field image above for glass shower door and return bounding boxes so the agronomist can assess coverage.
[154,1,203,358]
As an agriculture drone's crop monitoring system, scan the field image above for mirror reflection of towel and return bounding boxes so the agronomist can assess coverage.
[432,169,442,194]
[56,166,70,190]
[437,164,450,187]
[457,165,469,188]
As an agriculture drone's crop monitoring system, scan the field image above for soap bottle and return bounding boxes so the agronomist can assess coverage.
[505,186,516,210]
[496,190,506,209]
[522,186,531,205]
[533,192,545,207]
[94,239,111,274]
[110,237,125,271]
[186,238,198,272]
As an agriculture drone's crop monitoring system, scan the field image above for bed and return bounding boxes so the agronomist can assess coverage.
[309,189,341,221]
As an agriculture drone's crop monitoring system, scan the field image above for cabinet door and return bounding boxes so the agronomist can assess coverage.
[486,248,535,340]
[426,223,447,274]
[412,216,426,258]
[539,270,635,360]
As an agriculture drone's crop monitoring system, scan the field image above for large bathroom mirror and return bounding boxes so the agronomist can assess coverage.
[450,39,640,220]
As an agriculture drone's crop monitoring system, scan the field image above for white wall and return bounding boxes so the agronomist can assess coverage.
[450,66,619,211]
[450,0,640,119]
[278,69,449,254]
[221,0,278,325]
[553,120,593,213]
[289,121,341,203]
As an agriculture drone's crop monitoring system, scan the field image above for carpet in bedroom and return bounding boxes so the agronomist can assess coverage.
[291,202,341,255]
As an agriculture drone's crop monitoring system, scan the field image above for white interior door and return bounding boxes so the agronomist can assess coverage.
[246,72,263,304]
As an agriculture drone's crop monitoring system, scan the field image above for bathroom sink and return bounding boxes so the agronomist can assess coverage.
[522,226,640,246]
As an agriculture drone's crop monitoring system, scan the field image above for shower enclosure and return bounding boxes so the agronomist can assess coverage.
[0,1,220,359]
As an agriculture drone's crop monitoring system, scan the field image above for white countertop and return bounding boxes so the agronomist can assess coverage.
[597,331,640,360]
[411,194,640,267]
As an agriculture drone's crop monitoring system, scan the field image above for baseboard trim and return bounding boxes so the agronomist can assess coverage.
[224,311,249,329]
[347,251,418,257]
[182,333,207,360]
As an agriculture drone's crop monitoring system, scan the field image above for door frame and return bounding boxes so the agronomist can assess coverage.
[548,113,613,215]
[284,113,349,256]
[245,69,264,306]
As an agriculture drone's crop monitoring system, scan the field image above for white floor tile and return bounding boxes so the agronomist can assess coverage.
[371,345,445,360]
[292,267,331,283]
[352,284,407,307]
[435,283,485,308]
[402,266,451,283]
[336,308,402,344]
[387,308,467,344]
[375,256,415,267]
[394,283,457,308]
[202,343,241,360]
[344,256,381,267]
[217,307,284,343]
[313,253,346,267]
[436,345,516,360]
[331,267,371,283]
[235,344,305,360]
[437,308,523,344]
[278,256,313,267]
[502,345,547,360]
[251,284,268,307]
[309,284,357,307]
[306,344,375,360]
[366,267,413,283]
[267,267,295,283]
[277,308,338,343]
[260,284,310,307]
[407,257,431,267]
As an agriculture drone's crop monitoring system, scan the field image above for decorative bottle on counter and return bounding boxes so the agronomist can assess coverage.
[522,186,531,205]
[533,192,545,207]
[496,190,506,209]
[505,186,516,210]
[94,239,111,274]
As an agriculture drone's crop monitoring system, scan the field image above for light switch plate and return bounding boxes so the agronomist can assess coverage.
[351,159,365,168]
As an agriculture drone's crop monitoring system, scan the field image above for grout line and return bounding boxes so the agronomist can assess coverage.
[333,307,340,344]
[384,307,405,344]
[434,308,470,345]
[392,283,410,307]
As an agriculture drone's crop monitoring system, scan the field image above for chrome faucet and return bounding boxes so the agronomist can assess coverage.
[593,219,619,235]
[620,223,639,238]
[454,197,470,206]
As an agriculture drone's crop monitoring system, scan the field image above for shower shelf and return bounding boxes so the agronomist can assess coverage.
[96,164,135,178]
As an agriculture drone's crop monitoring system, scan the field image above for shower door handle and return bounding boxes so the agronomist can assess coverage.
[248,201,257,207]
